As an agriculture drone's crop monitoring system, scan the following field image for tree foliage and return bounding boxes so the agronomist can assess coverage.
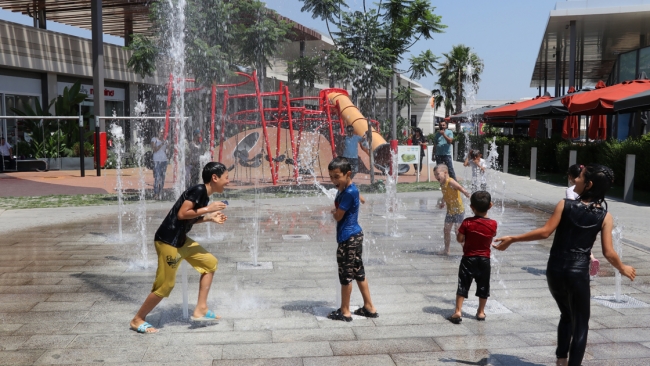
[125,0,292,87]
[436,44,484,116]
[299,0,445,120]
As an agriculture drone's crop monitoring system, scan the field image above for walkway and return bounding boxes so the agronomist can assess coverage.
[0,163,649,365]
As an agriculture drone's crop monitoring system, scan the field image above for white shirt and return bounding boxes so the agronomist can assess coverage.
[151,137,167,162]
[0,142,12,156]
[469,158,487,184]
[566,185,579,200]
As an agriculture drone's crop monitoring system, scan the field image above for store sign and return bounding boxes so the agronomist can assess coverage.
[397,145,421,164]
[57,82,125,101]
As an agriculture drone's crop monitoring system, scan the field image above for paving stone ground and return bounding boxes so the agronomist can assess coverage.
[1,162,650,365]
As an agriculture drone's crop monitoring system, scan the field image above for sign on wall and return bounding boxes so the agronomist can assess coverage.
[397,145,421,164]
[57,82,125,101]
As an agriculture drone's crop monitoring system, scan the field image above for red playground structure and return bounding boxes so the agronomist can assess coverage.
[163,71,387,185]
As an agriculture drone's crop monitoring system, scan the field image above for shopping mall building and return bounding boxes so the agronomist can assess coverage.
[0,3,438,152]
[530,0,650,139]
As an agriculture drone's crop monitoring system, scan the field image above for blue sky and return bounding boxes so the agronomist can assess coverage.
[1,1,559,101]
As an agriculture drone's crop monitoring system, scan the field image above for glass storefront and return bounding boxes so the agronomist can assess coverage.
[2,94,40,160]
[618,50,637,82]
[639,47,650,79]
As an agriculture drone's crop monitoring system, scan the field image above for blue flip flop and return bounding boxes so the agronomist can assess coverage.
[190,310,221,322]
[132,322,157,334]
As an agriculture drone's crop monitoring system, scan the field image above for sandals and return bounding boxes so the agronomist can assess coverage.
[476,314,486,321]
[327,308,352,322]
[132,321,157,334]
[190,310,221,322]
[353,307,379,318]
[448,315,462,324]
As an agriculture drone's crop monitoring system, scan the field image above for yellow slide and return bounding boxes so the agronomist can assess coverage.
[327,91,388,151]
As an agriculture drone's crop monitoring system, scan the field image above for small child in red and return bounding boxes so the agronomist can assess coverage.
[449,191,497,324]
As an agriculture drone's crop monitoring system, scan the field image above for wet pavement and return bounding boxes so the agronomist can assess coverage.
[2,185,650,365]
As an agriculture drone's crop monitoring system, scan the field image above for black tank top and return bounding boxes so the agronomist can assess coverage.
[550,199,606,259]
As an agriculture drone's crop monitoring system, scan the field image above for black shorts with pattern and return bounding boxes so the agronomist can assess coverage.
[336,232,365,285]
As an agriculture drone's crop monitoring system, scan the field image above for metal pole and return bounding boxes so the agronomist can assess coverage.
[95,124,101,176]
[391,67,397,141]
[530,147,537,180]
[624,154,635,203]
[79,116,85,177]
[503,145,509,174]
[453,141,458,161]
[483,143,488,159]
[569,150,577,168]
[91,0,106,132]
[569,20,577,88]
[367,118,374,184]
[426,147,430,182]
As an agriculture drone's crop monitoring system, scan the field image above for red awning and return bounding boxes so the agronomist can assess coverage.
[484,96,553,119]
[588,115,607,140]
[528,119,539,137]
[562,116,579,140]
[561,79,650,115]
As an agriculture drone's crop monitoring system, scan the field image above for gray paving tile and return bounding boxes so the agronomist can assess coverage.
[12,322,79,336]
[585,342,650,359]
[18,334,76,350]
[0,335,29,351]
[594,328,650,343]
[390,349,497,366]
[234,317,319,331]
[435,334,529,351]
[0,350,45,365]
[329,338,440,356]
[212,359,303,366]
[272,328,354,343]
[222,342,333,359]
[303,354,396,366]
[167,330,272,345]
[68,332,172,349]
[34,347,146,364]
[353,324,471,340]
[0,324,22,335]
[141,344,223,362]
[583,358,650,366]
[31,301,96,312]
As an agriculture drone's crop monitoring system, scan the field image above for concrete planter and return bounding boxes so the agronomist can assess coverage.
[61,157,95,170]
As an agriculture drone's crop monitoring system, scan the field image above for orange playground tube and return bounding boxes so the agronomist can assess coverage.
[326,91,387,150]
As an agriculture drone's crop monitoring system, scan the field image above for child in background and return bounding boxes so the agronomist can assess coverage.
[435,164,470,255]
[493,164,635,366]
[449,191,497,324]
[567,164,600,277]
[464,149,487,193]
[327,157,378,321]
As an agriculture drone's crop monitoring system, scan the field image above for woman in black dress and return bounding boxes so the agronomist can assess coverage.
[493,164,635,366]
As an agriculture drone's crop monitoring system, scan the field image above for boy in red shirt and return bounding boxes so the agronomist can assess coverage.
[449,191,497,324]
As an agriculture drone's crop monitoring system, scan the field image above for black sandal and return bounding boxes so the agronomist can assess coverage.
[327,308,352,322]
[448,315,462,324]
[353,307,379,318]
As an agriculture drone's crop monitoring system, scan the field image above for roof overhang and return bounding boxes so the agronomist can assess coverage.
[0,1,326,41]
[530,3,650,88]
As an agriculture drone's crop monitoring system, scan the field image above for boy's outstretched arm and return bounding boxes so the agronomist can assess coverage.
[359,194,366,204]
[493,200,564,251]
[448,178,470,198]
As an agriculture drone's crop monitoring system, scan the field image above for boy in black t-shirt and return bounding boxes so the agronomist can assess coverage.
[130,162,229,334]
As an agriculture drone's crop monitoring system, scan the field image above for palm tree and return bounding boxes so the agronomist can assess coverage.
[436,44,484,115]
[299,0,348,42]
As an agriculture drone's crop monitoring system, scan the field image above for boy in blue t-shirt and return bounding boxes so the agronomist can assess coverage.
[327,157,378,322]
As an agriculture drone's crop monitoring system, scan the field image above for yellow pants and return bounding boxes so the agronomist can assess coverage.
[151,237,218,298]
